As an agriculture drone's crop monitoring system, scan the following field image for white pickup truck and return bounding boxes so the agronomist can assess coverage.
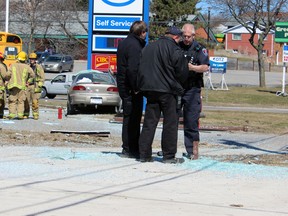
[41,73,76,99]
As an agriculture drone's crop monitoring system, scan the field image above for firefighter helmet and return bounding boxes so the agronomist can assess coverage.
[29,52,37,59]
[17,51,28,61]
[0,52,4,59]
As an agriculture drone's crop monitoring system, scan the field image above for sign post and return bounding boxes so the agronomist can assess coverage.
[87,0,149,72]
[275,22,288,97]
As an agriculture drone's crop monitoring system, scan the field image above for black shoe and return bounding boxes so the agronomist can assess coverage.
[130,152,140,159]
[183,153,192,160]
[163,157,185,164]
[119,150,140,159]
[157,151,163,156]
[138,157,154,163]
[119,149,131,158]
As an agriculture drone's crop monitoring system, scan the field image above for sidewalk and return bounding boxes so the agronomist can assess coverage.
[1,108,288,216]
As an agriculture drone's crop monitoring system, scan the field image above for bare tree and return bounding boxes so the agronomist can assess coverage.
[207,0,288,87]
[9,0,88,58]
[45,0,88,58]
[0,1,6,30]
[10,0,49,53]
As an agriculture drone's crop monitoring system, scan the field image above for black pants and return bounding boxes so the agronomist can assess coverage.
[139,92,178,160]
[121,93,143,156]
[182,87,201,154]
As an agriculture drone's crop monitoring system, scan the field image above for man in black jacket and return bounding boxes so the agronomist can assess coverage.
[137,26,189,164]
[116,21,147,158]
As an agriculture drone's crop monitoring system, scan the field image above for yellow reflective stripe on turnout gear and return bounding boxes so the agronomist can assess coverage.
[8,66,28,90]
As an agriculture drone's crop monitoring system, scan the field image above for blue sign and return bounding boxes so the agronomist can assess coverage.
[94,15,142,31]
[209,57,228,73]
[92,35,126,52]
[88,0,149,69]
[94,0,143,14]
[102,0,135,7]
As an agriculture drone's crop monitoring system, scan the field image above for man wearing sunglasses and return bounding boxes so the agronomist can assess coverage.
[179,23,210,160]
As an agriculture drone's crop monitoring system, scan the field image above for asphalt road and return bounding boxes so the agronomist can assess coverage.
[45,60,287,88]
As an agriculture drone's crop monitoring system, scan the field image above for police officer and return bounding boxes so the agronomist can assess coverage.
[7,51,35,119]
[0,52,9,118]
[24,52,45,120]
[179,23,209,160]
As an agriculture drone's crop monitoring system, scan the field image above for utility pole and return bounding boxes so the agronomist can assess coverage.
[5,0,9,32]
[207,7,211,47]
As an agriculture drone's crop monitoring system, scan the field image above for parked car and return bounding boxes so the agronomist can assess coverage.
[41,54,74,73]
[66,69,121,115]
[41,72,76,99]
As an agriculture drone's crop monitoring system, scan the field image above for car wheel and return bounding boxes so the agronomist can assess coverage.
[41,87,47,98]
[47,94,56,99]
[69,64,74,72]
[67,99,77,115]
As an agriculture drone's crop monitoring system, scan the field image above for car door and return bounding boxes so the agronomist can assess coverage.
[63,56,69,71]
[46,74,68,94]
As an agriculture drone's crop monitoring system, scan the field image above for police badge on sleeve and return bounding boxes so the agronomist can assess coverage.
[202,48,208,56]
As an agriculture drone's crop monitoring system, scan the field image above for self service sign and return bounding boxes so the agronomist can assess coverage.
[87,0,149,70]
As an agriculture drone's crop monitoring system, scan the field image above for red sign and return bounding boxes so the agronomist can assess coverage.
[92,53,117,73]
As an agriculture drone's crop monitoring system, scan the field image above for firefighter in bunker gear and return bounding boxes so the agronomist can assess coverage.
[6,51,35,119]
[0,52,9,118]
[24,53,45,120]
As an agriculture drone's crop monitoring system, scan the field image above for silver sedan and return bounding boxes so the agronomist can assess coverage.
[66,69,121,114]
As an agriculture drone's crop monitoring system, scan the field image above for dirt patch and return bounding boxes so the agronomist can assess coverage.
[0,129,286,167]
[211,154,288,167]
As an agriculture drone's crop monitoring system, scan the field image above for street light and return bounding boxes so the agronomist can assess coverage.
[207,7,211,47]
[5,0,9,32]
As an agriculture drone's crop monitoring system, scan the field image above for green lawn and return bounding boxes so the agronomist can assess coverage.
[201,87,288,134]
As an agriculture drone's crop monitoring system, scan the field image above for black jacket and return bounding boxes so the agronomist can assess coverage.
[116,33,146,99]
[137,36,188,96]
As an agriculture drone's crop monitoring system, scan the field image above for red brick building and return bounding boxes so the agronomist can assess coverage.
[223,21,275,57]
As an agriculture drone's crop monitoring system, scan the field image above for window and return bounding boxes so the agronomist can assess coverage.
[232,33,241,40]
[7,35,21,43]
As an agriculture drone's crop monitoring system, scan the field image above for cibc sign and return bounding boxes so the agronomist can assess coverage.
[275,22,288,43]
[87,0,150,72]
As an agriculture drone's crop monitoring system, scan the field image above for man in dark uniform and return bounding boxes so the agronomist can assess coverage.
[179,23,210,160]
[116,21,148,159]
[137,26,189,164]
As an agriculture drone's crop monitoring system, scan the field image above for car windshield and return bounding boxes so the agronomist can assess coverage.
[75,72,114,84]
[46,56,62,62]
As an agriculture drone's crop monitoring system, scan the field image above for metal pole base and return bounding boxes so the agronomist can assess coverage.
[276,91,288,97]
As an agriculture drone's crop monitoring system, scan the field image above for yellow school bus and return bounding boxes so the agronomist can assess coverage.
[0,31,23,67]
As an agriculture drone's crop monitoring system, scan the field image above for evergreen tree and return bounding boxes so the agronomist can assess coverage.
[149,0,200,40]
